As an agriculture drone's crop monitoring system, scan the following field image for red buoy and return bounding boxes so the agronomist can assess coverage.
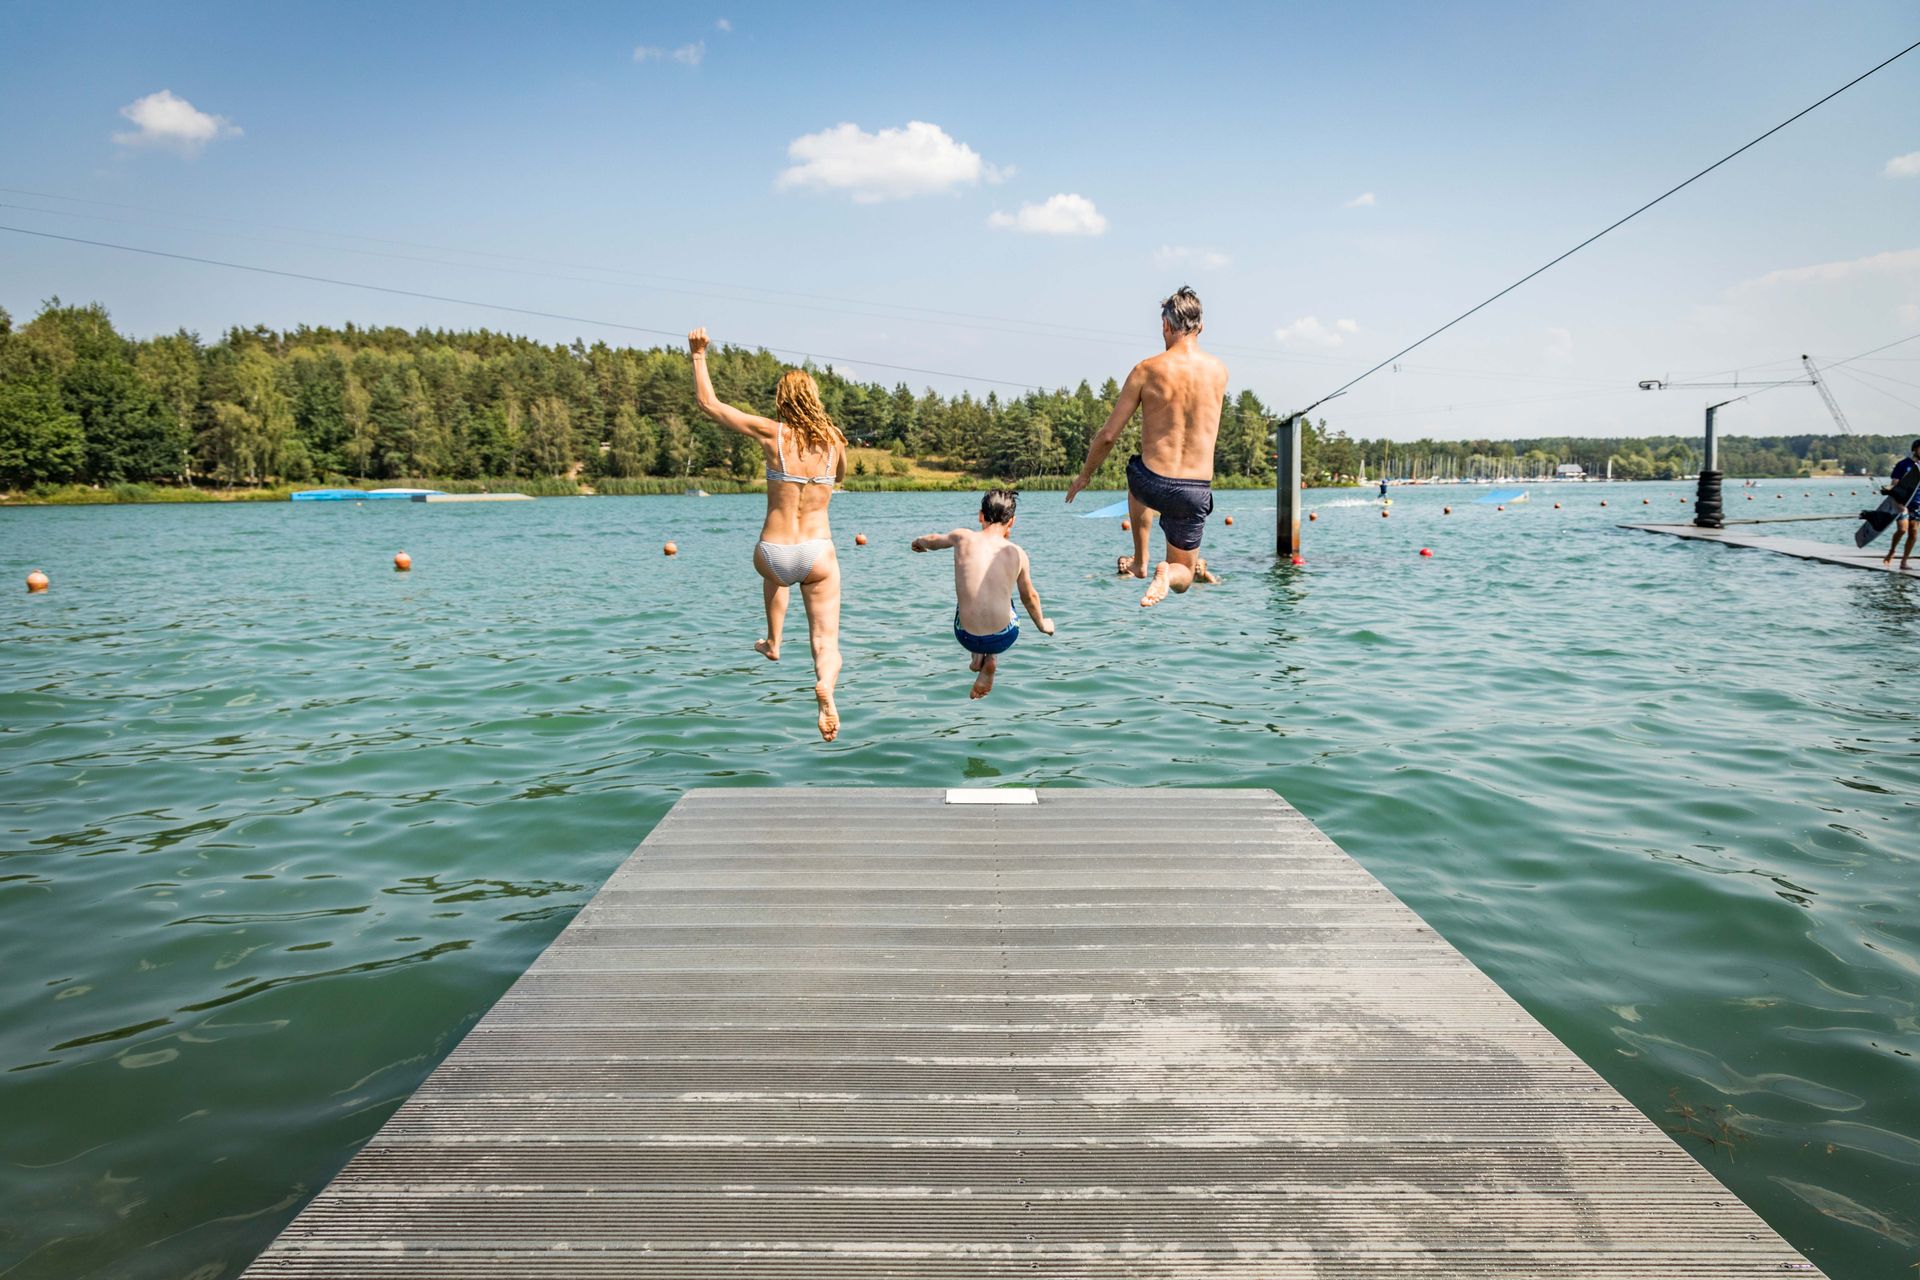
[1223,515,1233,526]
[1419,548,1433,557]
[854,533,868,546]
[1120,519,1130,531]
[1290,555,1305,566]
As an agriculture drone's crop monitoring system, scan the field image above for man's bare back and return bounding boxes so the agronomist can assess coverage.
[1133,343,1230,480]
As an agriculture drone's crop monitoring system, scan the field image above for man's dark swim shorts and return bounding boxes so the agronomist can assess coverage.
[1126,453,1215,551]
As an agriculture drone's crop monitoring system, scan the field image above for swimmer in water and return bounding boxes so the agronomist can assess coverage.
[911,488,1055,699]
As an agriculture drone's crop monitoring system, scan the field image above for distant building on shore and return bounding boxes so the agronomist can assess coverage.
[1555,463,1586,481]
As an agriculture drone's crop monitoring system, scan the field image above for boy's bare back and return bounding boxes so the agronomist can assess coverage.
[947,529,1025,634]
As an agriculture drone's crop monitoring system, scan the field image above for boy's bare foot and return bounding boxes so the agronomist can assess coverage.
[1193,557,1220,585]
[969,658,995,699]
[1140,563,1172,607]
[814,684,839,742]
[754,639,779,661]
[1116,554,1147,579]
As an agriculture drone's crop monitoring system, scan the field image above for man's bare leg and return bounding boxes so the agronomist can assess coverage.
[1117,494,1152,578]
[1904,522,1917,570]
[970,654,997,699]
[799,557,842,742]
[1141,545,1199,607]
[756,575,787,660]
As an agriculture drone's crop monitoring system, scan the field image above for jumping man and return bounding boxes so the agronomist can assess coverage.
[1064,286,1230,606]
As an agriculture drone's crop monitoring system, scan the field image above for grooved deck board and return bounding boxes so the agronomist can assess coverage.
[240,788,1821,1278]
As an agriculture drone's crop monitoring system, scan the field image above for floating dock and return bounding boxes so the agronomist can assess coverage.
[412,492,533,503]
[241,787,1822,1278]
[1629,521,1920,576]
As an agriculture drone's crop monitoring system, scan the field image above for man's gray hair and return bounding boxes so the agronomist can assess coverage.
[1161,285,1203,334]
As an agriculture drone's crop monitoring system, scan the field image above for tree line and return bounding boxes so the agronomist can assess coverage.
[1,300,1905,494]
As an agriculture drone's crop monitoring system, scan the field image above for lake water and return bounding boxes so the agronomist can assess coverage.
[2,481,1916,1278]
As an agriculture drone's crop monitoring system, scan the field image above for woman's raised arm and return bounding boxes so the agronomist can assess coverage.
[687,329,778,440]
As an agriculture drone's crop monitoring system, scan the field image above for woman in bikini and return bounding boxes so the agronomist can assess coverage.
[688,328,846,742]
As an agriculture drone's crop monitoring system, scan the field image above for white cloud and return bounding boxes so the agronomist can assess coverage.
[1154,245,1229,271]
[112,90,240,155]
[1544,326,1574,359]
[715,17,732,32]
[778,121,998,203]
[1884,151,1920,178]
[1734,248,1920,292]
[1343,192,1376,208]
[987,193,1108,236]
[634,41,705,66]
[1273,316,1359,348]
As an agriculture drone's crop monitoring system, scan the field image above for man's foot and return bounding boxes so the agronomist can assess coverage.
[969,660,995,699]
[754,639,780,661]
[1140,563,1173,607]
[1193,557,1220,585]
[968,653,984,672]
[814,684,839,742]
[1116,554,1148,579]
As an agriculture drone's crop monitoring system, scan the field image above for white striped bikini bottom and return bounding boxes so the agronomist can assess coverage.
[756,538,833,586]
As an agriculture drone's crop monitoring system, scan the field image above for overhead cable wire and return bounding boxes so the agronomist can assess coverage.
[0,224,1050,390]
[1291,36,1920,418]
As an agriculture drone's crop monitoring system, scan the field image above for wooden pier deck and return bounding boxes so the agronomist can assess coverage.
[1629,520,1920,576]
[241,787,1822,1278]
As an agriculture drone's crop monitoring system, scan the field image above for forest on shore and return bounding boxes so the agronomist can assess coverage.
[0,300,1908,502]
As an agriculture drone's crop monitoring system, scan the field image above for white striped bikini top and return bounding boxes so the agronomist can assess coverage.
[766,424,836,486]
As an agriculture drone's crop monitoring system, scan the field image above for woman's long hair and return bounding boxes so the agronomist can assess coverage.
[774,370,846,460]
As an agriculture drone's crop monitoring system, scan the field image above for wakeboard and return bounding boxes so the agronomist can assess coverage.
[1855,465,1920,548]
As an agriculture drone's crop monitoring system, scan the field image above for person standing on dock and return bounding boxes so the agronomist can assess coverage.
[1064,286,1228,607]
[1881,440,1920,571]
[688,328,846,742]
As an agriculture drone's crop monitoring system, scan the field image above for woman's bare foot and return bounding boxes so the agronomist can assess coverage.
[814,684,839,742]
[969,658,996,699]
[754,639,780,661]
[1116,554,1146,579]
[1140,563,1172,607]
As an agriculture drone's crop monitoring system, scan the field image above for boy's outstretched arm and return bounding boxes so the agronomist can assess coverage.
[1016,550,1055,635]
[911,530,964,553]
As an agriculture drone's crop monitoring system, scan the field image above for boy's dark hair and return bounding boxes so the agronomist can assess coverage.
[1911,439,1920,453]
[980,488,1018,525]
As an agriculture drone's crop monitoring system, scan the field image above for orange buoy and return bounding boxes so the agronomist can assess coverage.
[1120,519,1130,531]
[1381,509,1390,518]
[1747,495,1753,500]
[393,552,412,572]
[1599,500,1608,507]
[663,541,678,556]
[1553,502,1561,509]
[1223,515,1233,526]
[1309,512,1318,522]
[1496,505,1504,512]
[854,533,868,546]
[1419,548,1433,557]
[25,570,49,593]
[1642,498,1649,505]
[1442,506,1451,515]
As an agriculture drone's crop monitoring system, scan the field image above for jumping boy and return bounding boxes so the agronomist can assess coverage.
[911,488,1055,698]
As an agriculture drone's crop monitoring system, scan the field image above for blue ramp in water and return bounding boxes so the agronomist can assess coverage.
[1476,488,1528,505]
[1076,498,1131,519]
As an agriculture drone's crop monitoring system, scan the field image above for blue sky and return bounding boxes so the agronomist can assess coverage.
[2,0,1916,440]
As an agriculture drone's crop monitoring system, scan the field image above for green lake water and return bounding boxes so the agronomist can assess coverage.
[2,482,1916,1278]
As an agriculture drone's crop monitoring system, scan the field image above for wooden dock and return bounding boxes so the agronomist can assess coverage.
[1629,520,1920,576]
[241,787,1823,1278]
